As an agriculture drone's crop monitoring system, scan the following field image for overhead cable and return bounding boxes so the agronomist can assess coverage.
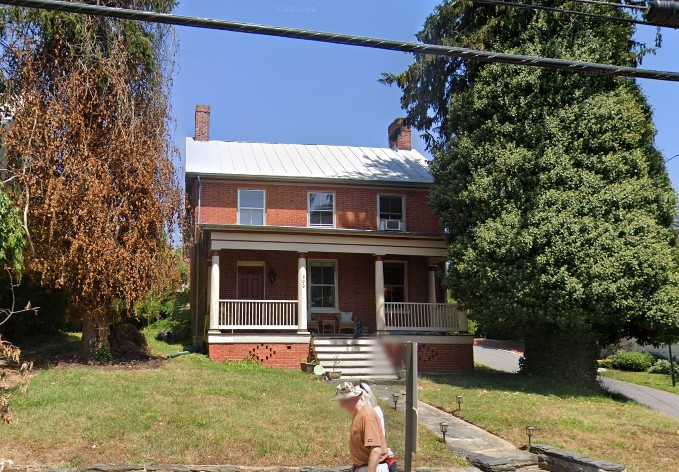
[0,0,677,82]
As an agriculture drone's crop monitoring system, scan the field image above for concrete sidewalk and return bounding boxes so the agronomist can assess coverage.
[373,386,539,471]
[474,341,679,421]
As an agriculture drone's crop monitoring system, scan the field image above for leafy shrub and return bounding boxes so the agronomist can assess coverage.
[610,351,655,372]
[648,359,673,375]
[598,356,614,369]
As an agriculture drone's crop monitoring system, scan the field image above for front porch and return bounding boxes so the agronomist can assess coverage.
[197,228,473,373]
[212,299,468,334]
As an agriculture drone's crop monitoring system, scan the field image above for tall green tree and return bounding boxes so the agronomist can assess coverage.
[0,1,183,357]
[384,1,679,382]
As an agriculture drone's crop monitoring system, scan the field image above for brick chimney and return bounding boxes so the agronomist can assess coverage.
[388,118,412,151]
[194,104,211,141]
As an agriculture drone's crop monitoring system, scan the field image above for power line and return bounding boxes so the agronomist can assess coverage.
[0,0,678,82]
[665,153,679,163]
[471,0,652,26]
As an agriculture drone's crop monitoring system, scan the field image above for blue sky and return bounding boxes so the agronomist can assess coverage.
[172,1,679,188]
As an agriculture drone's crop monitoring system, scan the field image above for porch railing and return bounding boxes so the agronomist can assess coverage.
[218,300,298,330]
[384,302,467,332]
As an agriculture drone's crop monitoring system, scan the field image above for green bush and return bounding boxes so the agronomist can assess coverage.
[648,359,673,375]
[598,356,614,369]
[610,351,655,372]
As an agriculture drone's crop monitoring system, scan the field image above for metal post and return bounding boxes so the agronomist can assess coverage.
[404,342,418,472]
[670,344,676,388]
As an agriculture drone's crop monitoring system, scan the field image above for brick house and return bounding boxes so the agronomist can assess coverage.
[186,105,473,377]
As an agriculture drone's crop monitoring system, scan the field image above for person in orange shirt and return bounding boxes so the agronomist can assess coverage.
[334,382,389,472]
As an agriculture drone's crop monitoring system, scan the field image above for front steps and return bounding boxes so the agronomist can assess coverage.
[314,336,399,380]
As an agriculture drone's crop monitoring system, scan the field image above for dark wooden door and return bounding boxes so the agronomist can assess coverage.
[238,266,264,299]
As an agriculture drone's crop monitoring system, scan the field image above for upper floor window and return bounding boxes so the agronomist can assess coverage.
[308,192,335,228]
[378,195,404,231]
[238,189,265,226]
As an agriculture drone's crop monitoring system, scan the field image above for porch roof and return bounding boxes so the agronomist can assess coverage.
[206,225,448,259]
[185,138,433,184]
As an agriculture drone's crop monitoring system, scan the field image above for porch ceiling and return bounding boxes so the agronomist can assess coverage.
[209,229,448,258]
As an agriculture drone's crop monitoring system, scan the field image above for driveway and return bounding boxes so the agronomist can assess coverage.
[473,339,679,420]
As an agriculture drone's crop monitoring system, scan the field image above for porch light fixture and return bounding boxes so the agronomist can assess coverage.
[268,268,277,284]
[456,395,463,411]
[525,426,535,448]
[392,393,400,410]
[439,422,448,442]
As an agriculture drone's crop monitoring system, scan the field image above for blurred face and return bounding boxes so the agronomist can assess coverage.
[338,396,359,414]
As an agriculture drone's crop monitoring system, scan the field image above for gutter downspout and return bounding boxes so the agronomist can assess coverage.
[194,175,202,350]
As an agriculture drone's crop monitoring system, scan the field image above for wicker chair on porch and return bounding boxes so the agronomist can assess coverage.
[339,311,356,334]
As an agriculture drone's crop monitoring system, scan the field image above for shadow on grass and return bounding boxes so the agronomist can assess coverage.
[424,366,631,403]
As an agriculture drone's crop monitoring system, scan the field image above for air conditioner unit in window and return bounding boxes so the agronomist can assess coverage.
[381,219,404,231]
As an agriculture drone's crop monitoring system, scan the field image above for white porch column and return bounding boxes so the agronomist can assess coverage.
[209,250,220,331]
[297,253,308,333]
[428,265,437,304]
[375,255,386,332]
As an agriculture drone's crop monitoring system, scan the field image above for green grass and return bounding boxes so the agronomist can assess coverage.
[1,331,464,468]
[419,368,679,472]
[601,369,679,395]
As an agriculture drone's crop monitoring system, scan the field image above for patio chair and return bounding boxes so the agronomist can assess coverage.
[307,311,319,332]
[319,313,338,334]
[339,311,356,334]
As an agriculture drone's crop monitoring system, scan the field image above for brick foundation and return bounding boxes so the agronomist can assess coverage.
[385,340,474,374]
[208,342,309,370]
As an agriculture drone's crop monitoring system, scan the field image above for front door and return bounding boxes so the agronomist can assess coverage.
[238,266,264,299]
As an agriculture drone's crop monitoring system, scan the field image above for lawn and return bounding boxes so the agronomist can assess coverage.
[601,369,679,395]
[419,368,679,472]
[1,329,464,468]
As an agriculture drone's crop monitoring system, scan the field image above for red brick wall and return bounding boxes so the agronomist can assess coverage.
[198,180,440,234]
[208,342,308,369]
[385,341,474,374]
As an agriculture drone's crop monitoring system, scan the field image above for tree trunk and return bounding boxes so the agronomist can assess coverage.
[521,325,600,386]
[81,304,111,358]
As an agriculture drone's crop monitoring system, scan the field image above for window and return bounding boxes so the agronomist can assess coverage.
[309,261,337,309]
[238,189,265,226]
[384,262,406,303]
[378,195,404,231]
[308,192,335,227]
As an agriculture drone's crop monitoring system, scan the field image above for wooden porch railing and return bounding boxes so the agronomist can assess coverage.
[218,300,298,330]
[384,302,467,332]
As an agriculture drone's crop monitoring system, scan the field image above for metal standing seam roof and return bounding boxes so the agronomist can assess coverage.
[185,138,434,184]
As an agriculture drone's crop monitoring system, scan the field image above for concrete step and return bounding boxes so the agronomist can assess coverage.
[315,345,384,353]
[314,338,381,346]
[319,366,397,376]
[313,337,397,380]
[317,352,389,361]
[340,374,400,381]
[317,359,392,368]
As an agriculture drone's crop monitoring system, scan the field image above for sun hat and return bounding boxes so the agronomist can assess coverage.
[333,381,363,400]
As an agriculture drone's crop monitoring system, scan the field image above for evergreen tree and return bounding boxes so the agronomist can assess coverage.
[384,1,679,382]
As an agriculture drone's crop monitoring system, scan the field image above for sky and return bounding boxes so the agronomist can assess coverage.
[171,1,679,189]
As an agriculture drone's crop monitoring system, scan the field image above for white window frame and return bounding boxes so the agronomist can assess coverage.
[383,261,408,303]
[307,191,336,228]
[237,189,266,226]
[377,194,406,231]
[308,259,339,312]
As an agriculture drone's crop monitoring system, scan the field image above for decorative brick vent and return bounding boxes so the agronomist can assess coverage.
[208,343,307,370]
